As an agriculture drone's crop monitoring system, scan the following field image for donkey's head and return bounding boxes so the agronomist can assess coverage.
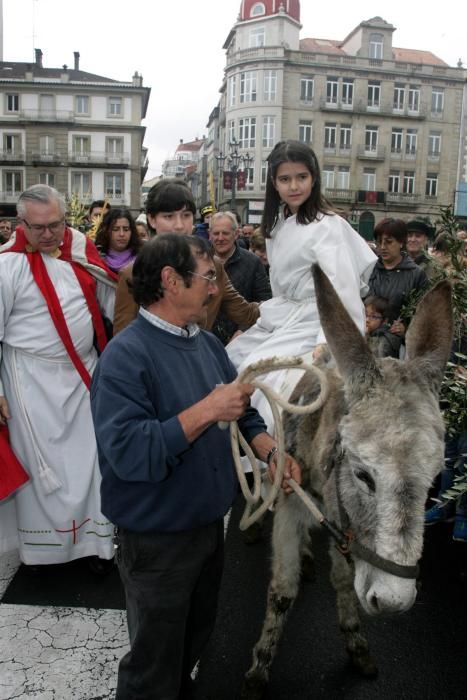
[313,265,453,616]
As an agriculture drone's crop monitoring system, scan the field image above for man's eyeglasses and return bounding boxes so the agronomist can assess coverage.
[365,314,383,321]
[188,271,217,283]
[22,218,65,234]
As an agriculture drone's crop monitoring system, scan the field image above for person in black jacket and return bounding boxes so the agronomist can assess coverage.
[368,218,427,337]
[364,295,401,358]
[209,211,272,344]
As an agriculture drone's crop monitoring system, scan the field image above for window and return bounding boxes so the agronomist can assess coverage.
[393,84,405,110]
[388,171,400,193]
[75,95,89,115]
[408,86,420,112]
[228,120,236,144]
[228,76,237,107]
[299,120,312,144]
[3,171,22,194]
[391,128,403,153]
[426,173,438,197]
[340,125,352,151]
[106,137,124,159]
[249,27,265,47]
[3,134,21,154]
[245,166,255,191]
[240,71,257,103]
[326,77,338,104]
[363,168,376,191]
[263,70,276,101]
[238,117,256,148]
[342,79,354,106]
[405,129,417,155]
[105,173,124,197]
[324,123,337,149]
[108,97,122,117]
[73,135,90,157]
[71,172,91,197]
[39,135,55,155]
[403,171,415,194]
[262,116,275,148]
[300,77,314,102]
[322,168,335,189]
[365,126,378,152]
[431,89,444,114]
[250,2,265,16]
[39,172,55,187]
[428,132,441,156]
[369,33,383,60]
[39,94,54,113]
[6,94,19,113]
[367,81,381,108]
[337,166,350,189]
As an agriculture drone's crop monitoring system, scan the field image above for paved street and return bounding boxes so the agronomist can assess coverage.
[1,496,466,699]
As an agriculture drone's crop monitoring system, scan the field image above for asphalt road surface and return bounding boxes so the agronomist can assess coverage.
[195,495,467,700]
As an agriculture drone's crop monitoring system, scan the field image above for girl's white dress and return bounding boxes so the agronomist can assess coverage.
[227,211,377,445]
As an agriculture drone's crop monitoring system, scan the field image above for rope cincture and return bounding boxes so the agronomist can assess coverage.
[228,356,420,581]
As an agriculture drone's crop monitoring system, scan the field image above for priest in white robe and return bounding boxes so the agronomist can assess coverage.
[0,184,117,566]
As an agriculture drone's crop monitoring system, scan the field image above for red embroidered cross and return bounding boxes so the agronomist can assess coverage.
[55,518,91,544]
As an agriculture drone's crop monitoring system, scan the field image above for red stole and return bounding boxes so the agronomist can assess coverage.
[0,425,29,500]
[1,227,117,390]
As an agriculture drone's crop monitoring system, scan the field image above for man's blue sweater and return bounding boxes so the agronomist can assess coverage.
[90,314,266,533]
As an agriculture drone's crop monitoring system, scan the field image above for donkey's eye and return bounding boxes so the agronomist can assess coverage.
[355,470,375,492]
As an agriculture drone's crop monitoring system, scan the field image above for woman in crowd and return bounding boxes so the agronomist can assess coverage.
[368,218,427,337]
[95,208,141,273]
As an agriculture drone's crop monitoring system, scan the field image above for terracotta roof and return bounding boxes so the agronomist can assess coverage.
[299,39,448,67]
[176,139,205,153]
[392,48,448,67]
[299,38,345,55]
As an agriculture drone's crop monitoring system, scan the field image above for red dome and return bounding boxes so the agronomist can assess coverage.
[240,0,300,23]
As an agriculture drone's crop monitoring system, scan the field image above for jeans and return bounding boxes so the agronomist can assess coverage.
[115,520,224,700]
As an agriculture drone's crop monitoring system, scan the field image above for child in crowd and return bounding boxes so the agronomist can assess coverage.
[364,295,401,358]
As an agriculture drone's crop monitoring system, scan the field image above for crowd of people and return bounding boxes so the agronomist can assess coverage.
[0,138,466,699]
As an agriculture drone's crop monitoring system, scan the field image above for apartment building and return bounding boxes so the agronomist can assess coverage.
[210,1,465,235]
[0,49,150,218]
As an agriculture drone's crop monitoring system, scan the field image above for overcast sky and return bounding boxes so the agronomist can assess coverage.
[3,0,466,177]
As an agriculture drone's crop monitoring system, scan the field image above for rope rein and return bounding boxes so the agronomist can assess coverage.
[226,356,329,531]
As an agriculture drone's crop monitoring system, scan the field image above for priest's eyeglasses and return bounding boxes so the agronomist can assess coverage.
[188,271,217,283]
[22,218,66,234]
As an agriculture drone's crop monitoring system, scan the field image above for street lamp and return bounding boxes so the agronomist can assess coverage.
[215,138,253,211]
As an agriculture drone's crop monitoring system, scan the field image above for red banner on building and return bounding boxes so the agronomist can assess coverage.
[223,172,233,190]
[237,171,246,190]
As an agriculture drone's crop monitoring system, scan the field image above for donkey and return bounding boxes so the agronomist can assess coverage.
[241,265,453,699]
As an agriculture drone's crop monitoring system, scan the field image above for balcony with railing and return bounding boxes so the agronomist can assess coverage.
[68,151,130,166]
[324,188,354,202]
[31,151,63,165]
[357,144,386,161]
[319,97,427,119]
[19,110,76,122]
[0,190,23,203]
[386,192,421,204]
[0,150,25,163]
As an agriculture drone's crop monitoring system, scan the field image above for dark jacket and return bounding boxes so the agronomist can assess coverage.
[212,243,272,344]
[368,325,402,358]
[368,253,428,321]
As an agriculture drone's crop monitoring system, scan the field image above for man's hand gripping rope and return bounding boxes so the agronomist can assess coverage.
[221,357,329,531]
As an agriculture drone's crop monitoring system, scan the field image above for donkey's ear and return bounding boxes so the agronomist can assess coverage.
[312,264,380,391]
[405,280,453,375]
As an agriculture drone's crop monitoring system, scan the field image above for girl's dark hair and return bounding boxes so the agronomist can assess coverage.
[364,295,390,319]
[131,233,212,307]
[95,208,141,256]
[373,218,407,246]
[261,140,333,237]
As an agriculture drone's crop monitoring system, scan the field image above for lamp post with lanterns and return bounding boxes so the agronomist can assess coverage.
[215,139,253,212]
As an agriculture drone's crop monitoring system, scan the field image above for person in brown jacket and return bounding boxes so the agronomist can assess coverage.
[113,180,260,335]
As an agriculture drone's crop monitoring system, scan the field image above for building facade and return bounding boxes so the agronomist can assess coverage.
[211,1,465,235]
[0,49,150,218]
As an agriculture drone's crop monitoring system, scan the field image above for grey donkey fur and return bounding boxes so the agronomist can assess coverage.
[242,265,453,700]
